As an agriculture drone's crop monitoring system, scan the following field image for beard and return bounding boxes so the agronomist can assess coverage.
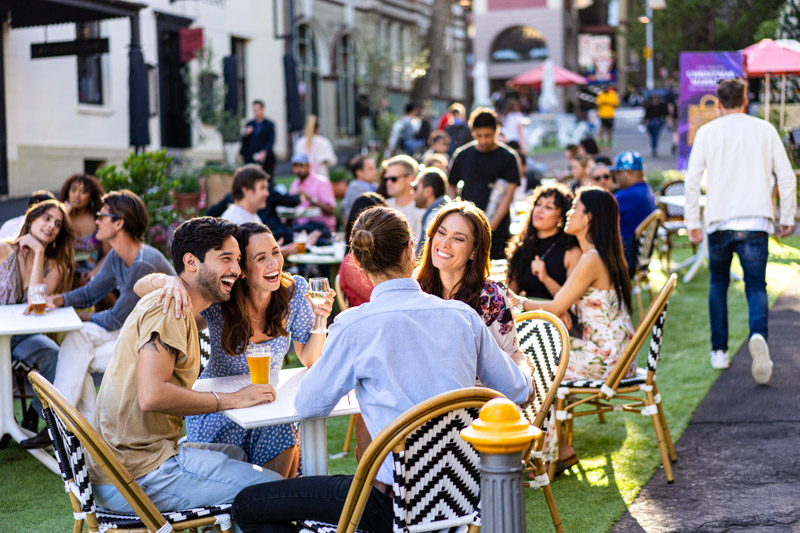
[196,264,232,303]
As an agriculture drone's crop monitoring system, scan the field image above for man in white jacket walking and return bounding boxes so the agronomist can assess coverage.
[685,78,796,384]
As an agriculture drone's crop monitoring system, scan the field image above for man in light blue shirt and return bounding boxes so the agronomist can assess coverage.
[234,205,531,532]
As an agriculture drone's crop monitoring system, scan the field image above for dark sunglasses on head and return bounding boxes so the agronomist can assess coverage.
[96,211,116,219]
[591,174,611,181]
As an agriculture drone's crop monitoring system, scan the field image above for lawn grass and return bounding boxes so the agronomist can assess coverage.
[3,236,799,532]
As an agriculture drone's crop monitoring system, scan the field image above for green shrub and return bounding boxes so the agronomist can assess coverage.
[97,150,179,255]
[329,166,354,183]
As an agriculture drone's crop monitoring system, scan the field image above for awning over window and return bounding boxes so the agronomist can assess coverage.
[0,0,146,29]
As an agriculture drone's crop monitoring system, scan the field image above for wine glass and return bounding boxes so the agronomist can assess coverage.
[308,277,330,334]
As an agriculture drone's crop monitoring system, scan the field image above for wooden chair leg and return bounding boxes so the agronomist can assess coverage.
[342,414,356,453]
[635,278,644,321]
[646,392,674,483]
[549,396,566,481]
[653,385,677,462]
[597,412,606,424]
[534,455,564,533]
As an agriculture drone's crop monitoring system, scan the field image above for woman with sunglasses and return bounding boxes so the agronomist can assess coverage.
[416,201,523,364]
[588,163,613,191]
[506,184,581,300]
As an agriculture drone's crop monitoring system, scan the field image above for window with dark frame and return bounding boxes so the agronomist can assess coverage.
[231,37,247,116]
[77,21,103,105]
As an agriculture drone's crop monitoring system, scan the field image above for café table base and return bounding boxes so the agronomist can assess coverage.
[0,335,60,474]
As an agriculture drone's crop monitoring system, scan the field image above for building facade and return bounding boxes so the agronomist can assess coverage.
[1,0,467,196]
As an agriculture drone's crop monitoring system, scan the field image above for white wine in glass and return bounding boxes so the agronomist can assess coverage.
[308,277,330,333]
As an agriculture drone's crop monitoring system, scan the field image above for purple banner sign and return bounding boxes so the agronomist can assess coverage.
[677,52,743,170]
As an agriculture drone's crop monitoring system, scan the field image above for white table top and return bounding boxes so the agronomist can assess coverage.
[0,304,83,336]
[287,253,343,265]
[192,367,360,430]
[658,195,706,208]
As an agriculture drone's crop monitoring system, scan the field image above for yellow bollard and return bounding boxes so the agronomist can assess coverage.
[461,397,539,533]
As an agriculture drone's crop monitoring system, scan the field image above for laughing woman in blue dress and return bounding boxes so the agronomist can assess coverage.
[135,222,334,478]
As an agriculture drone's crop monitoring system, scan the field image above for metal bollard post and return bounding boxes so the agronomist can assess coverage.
[461,397,540,533]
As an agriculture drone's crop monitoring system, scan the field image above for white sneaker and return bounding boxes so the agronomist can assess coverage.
[749,334,773,385]
[710,350,729,369]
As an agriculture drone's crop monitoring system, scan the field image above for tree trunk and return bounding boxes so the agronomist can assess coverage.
[410,0,451,106]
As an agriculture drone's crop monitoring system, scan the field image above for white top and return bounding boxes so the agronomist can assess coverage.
[294,135,337,178]
[0,215,24,241]
[220,204,262,225]
[387,198,424,240]
[502,111,526,143]
[685,113,796,230]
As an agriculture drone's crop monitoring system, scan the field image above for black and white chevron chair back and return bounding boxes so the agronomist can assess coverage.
[636,212,661,272]
[42,406,96,518]
[660,180,685,218]
[391,407,482,533]
[199,328,212,373]
[516,317,562,427]
[37,379,232,533]
[645,302,668,373]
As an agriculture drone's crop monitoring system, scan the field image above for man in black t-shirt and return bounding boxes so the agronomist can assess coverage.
[447,107,520,259]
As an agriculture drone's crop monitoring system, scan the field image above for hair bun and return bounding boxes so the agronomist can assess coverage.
[350,229,375,254]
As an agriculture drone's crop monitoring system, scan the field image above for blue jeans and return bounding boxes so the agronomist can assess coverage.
[234,475,394,533]
[94,443,282,533]
[707,230,769,351]
[11,333,59,417]
[645,118,663,152]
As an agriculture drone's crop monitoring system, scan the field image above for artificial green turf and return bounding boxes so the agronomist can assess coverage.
[3,236,799,532]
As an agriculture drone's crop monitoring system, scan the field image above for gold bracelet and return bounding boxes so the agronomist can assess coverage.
[211,391,221,412]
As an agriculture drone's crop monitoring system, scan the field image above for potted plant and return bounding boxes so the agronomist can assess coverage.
[328,166,353,200]
[172,166,203,214]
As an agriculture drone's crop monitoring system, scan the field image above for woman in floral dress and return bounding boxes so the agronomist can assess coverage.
[518,187,634,468]
[136,223,335,478]
[416,201,522,364]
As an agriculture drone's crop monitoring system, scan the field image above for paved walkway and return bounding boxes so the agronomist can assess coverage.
[613,272,800,532]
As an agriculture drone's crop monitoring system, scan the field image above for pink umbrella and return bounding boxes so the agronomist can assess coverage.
[742,39,800,129]
[508,63,587,88]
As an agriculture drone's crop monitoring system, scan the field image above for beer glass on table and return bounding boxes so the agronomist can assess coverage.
[308,277,330,334]
[28,284,48,315]
[246,343,272,385]
[294,231,308,254]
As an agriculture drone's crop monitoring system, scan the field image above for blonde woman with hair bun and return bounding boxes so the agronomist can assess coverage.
[293,115,337,178]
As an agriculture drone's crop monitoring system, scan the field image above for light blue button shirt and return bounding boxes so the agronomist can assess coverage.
[294,277,533,484]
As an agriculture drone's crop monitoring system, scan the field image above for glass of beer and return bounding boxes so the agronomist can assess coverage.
[294,231,308,254]
[28,284,48,315]
[246,343,272,385]
[308,277,330,334]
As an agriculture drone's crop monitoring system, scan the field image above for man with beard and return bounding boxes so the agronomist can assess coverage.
[87,217,282,523]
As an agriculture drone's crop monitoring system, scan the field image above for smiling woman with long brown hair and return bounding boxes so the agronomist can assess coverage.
[416,201,523,364]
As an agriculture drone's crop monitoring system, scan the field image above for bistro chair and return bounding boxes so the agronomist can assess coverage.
[553,274,678,482]
[658,179,696,270]
[198,327,212,374]
[515,310,569,532]
[28,371,233,533]
[299,387,504,533]
[632,210,663,321]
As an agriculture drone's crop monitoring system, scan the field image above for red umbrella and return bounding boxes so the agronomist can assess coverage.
[741,39,800,130]
[508,63,587,88]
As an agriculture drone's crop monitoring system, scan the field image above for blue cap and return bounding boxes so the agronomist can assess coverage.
[610,151,644,171]
[290,153,309,165]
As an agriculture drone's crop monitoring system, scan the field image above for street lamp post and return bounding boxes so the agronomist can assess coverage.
[645,3,654,90]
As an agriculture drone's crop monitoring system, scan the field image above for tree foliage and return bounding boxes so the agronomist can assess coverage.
[629,0,784,75]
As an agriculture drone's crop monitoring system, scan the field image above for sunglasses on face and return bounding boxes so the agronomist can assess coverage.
[384,174,407,183]
[591,174,611,181]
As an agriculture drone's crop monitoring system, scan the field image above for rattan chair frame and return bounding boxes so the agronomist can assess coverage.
[326,387,502,533]
[332,274,358,456]
[28,371,232,533]
[553,274,678,482]
[633,210,663,321]
[515,310,569,533]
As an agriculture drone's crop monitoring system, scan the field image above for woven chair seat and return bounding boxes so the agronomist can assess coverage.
[299,521,370,533]
[661,220,687,232]
[95,505,232,532]
[561,368,648,390]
